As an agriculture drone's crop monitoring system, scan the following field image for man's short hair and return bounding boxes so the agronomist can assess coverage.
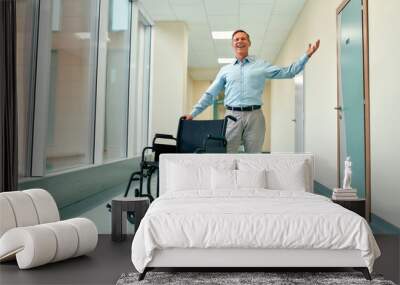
[232,30,251,43]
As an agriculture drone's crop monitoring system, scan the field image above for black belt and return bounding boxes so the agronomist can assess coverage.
[226,105,261,111]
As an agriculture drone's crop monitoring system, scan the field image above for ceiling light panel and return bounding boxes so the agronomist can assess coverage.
[218,58,236,64]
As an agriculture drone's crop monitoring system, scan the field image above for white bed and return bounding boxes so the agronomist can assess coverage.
[131,154,380,280]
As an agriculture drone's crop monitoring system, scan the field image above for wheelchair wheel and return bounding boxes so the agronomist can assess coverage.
[127,211,135,224]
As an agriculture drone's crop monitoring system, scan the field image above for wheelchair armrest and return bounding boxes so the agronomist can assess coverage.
[153,134,176,146]
[199,135,228,153]
[154,133,176,140]
[206,135,227,145]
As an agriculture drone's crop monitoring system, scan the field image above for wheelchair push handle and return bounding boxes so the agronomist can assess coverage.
[222,115,237,136]
[225,115,237,122]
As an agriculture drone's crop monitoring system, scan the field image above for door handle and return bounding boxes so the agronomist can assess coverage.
[291,119,296,122]
[334,106,342,111]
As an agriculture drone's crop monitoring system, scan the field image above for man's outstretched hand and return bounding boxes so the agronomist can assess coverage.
[307,39,320,58]
[182,114,193,120]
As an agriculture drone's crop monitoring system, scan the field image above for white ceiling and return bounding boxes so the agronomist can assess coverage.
[140,0,306,80]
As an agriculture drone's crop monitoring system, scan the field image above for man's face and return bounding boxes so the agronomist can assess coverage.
[232,32,251,55]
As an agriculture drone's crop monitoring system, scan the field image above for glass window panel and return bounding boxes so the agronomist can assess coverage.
[16,0,37,177]
[45,0,99,172]
[103,0,131,161]
[133,19,151,155]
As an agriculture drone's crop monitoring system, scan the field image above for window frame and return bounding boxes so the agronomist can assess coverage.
[17,0,154,179]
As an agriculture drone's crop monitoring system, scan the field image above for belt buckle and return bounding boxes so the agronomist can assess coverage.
[240,106,244,111]
[250,106,254,111]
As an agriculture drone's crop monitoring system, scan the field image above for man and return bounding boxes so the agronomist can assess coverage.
[183,30,320,153]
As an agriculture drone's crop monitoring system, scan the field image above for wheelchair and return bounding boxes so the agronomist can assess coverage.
[123,133,176,202]
[106,115,236,218]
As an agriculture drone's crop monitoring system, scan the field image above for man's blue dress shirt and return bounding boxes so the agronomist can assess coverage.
[190,54,309,117]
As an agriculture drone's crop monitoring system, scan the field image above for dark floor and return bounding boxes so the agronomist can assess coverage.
[1,234,399,285]
[0,235,134,285]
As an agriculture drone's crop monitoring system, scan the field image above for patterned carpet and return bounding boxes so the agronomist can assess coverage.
[116,271,396,285]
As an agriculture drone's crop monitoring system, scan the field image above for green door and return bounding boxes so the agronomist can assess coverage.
[338,0,365,198]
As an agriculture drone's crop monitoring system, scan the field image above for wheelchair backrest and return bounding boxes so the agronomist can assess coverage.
[176,119,226,153]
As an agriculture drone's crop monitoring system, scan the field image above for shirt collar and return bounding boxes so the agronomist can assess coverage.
[233,55,255,65]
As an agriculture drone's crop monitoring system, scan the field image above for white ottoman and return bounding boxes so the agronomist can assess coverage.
[0,189,98,269]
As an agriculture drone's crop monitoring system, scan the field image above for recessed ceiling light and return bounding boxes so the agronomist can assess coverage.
[218,58,235,64]
[212,31,233,39]
[75,32,91,40]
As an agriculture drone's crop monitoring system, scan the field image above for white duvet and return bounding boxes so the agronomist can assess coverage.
[131,190,380,273]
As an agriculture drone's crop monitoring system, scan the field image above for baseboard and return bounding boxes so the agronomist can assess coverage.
[370,214,400,235]
[314,181,332,197]
[313,181,400,235]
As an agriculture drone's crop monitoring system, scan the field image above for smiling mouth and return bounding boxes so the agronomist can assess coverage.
[236,44,246,48]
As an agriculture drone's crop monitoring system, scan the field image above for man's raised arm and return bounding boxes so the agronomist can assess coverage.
[182,69,226,120]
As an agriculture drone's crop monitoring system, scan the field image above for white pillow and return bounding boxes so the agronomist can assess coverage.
[237,158,310,191]
[211,169,267,190]
[167,160,235,191]
[266,162,307,191]
[236,169,267,189]
[211,168,236,190]
[167,163,208,191]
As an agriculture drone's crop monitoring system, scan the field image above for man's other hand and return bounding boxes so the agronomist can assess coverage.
[182,114,193,120]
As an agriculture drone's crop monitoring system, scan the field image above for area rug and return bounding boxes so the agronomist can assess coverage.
[116,271,395,285]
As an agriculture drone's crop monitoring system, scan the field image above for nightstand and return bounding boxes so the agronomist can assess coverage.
[332,198,366,218]
[111,197,150,242]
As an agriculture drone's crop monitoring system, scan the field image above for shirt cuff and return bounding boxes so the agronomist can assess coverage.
[301,53,309,63]
[190,109,199,118]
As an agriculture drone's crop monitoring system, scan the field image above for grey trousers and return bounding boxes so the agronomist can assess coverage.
[225,109,265,153]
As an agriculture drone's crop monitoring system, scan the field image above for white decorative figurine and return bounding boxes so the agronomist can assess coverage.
[342,156,352,189]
